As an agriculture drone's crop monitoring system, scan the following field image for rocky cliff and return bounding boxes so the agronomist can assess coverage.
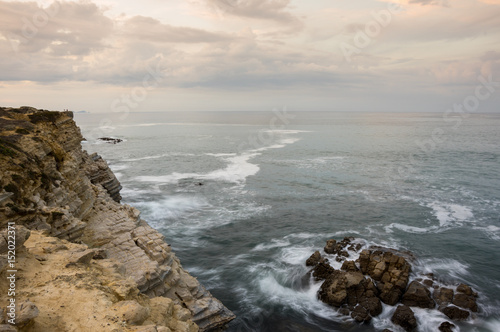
[0,107,235,331]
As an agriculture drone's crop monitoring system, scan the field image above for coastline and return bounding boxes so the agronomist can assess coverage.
[0,107,235,331]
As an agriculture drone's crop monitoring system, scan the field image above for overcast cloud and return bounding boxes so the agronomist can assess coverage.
[0,0,499,112]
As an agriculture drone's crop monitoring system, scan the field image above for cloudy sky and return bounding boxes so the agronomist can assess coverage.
[0,0,499,113]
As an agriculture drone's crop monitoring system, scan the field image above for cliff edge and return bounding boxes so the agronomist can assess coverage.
[0,107,235,331]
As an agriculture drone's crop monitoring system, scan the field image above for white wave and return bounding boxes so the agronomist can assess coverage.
[263,129,311,134]
[414,258,470,280]
[428,202,474,227]
[132,195,209,221]
[385,223,438,234]
[109,164,128,171]
[122,154,169,162]
[257,274,341,320]
[135,152,260,185]
[252,239,291,252]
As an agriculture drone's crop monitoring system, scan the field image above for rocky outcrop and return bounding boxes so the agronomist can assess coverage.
[306,238,480,331]
[0,107,234,331]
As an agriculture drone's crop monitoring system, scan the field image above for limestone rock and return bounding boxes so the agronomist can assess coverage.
[16,300,39,328]
[391,305,417,332]
[111,300,149,325]
[0,108,234,331]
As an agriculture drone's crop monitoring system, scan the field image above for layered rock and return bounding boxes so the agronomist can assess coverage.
[306,237,479,331]
[0,107,235,331]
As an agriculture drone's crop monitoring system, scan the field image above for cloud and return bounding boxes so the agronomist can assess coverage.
[0,1,113,55]
[121,16,233,43]
[202,0,304,35]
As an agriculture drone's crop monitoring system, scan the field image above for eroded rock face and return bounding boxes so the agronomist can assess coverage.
[0,108,235,331]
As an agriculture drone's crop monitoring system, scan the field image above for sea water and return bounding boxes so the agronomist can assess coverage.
[75,111,500,332]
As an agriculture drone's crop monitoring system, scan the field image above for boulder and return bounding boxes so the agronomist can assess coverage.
[312,262,334,281]
[434,287,454,306]
[351,305,371,323]
[341,260,359,272]
[306,251,321,266]
[401,281,435,309]
[391,305,417,332]
[452,293,478,312]
[441,306,470,320]
[439,321,456,332]
[324,239,337,254]
[457,284,475,296]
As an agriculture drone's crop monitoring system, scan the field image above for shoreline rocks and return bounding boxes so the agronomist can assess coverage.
[306,237,479,331]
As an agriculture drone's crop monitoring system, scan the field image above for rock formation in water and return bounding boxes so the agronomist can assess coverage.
[307,237,479,331]
[0,107,235,331]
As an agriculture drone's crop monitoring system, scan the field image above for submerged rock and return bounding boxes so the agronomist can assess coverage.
[98,137,123,144]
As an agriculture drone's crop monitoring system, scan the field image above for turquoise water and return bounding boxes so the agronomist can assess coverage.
[75,111,500,332]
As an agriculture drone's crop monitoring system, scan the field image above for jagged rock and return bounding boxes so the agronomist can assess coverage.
[401,281,435,309]
[391,305,417,332]
[318,269,381,321]
[324,239,337,254]
[434,287,454,306]
[439,321,456,332]
[452,293,478,312]
[306,251,321,266]
[0,325,17,332]
[341,260,359,272]
[0,109,234,331]
[441,306,470,320]
[351,304,371,323]
[16,300,39,328]
[0,226,31,253]
[359,249,411,305]
[312,262,335,281]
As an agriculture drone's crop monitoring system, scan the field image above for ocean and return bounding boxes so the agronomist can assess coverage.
[74,111,500,332]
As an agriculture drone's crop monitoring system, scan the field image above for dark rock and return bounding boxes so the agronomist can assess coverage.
[312,262,335,281]
[452,293,478,312]
[351,304,371,323]
[441,306,470,320]
[359,249,411,305]
[98,137,123,144]
[359,296,382,316]
[324,239,337,254]
[422,279,433,288]
[439,321,456,332]
[341,260,359,272]
[434,287,454,306]
[457,284,477,297]
[401,281,435,309]
[382,330,393,332]
[391,305,417,332]
[306,251,321,267]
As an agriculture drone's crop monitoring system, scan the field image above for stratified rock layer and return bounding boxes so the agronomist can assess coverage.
[0,107,235,331]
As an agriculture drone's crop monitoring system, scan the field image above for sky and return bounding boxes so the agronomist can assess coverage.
[0,0,499,113]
